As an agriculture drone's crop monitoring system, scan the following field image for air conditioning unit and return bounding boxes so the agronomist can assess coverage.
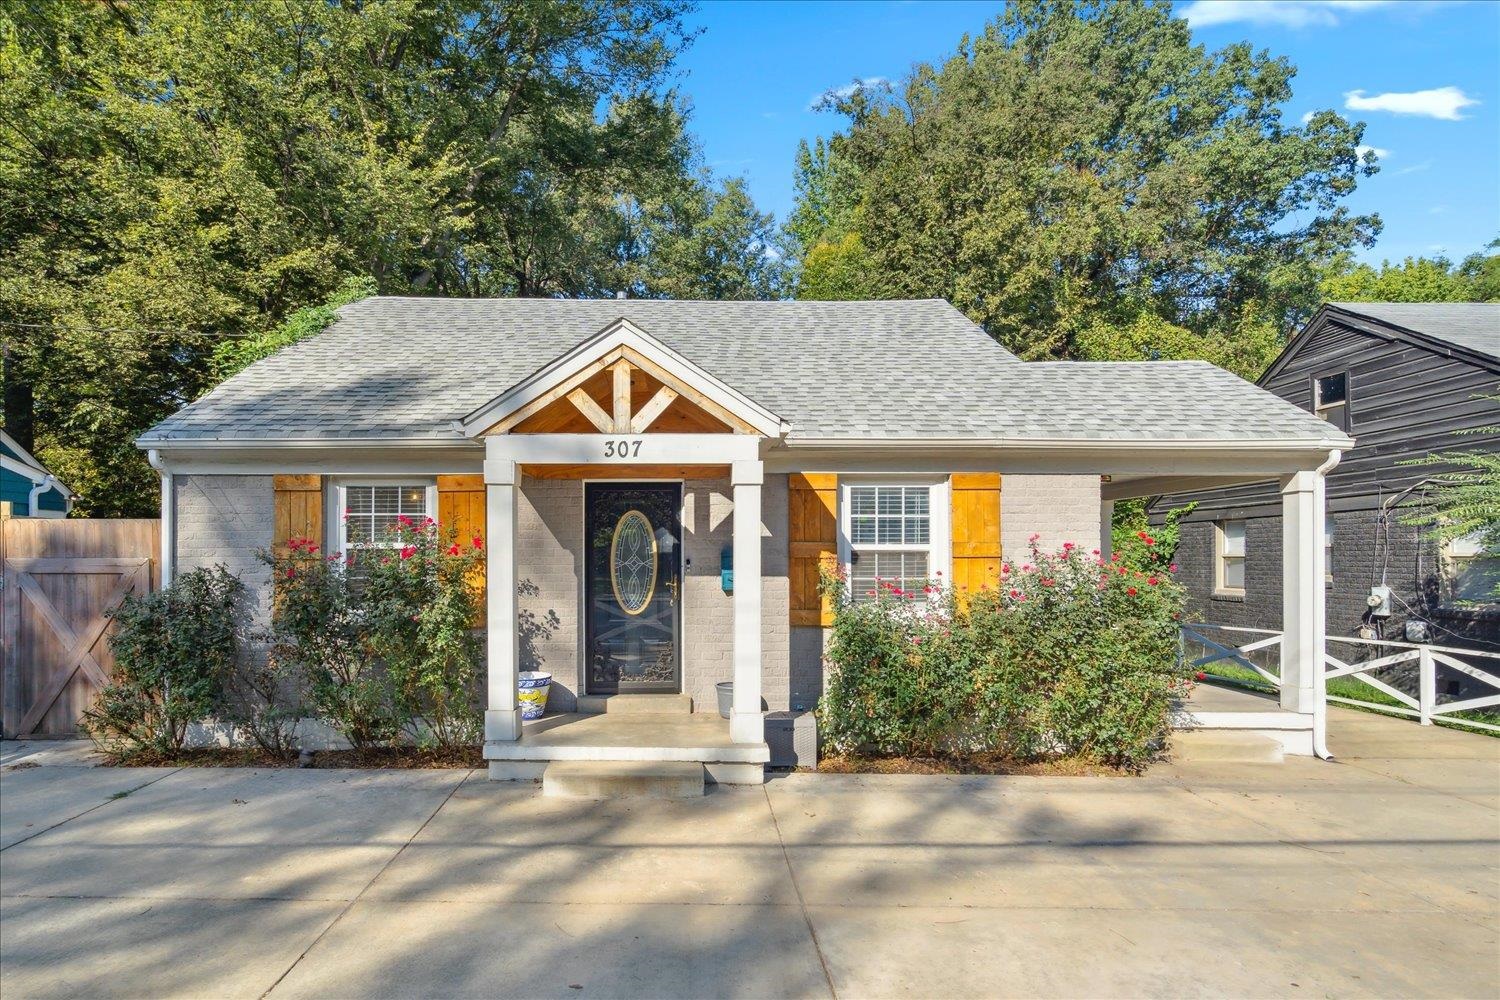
[1404,619,1431,643]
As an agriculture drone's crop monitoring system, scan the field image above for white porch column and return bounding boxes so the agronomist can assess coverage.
[730,459,764,744]
[1279,468,1327,714]
[484,452,522,742]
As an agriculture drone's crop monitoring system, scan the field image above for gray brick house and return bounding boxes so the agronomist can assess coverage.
[139,297,1352,778]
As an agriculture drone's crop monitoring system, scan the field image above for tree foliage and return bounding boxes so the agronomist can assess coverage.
[789,0,1381,362]
[1321,243,1500,304]
[1,0,783,515]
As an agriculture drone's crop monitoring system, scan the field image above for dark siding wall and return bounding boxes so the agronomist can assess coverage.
[1156,310,1499,660]
[1176,509,1499,648]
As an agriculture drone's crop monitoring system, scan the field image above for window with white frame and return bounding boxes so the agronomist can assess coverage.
[1314,372,1349,432]
[336,481,435,570]
[843,481,948,602]
[1324,520,1334,584]
[1215,519,1246,596]
[1443,531,1499,605]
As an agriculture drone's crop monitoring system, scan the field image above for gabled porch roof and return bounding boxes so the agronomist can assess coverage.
[455,317,788,439]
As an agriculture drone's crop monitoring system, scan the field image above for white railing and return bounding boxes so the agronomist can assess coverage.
[1181,623,1500,735]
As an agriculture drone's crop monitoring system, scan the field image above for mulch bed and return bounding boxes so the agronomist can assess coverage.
[101,746,485,769]
[815,752,1133,777]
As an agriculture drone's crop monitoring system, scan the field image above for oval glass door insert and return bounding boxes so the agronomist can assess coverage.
[609,509,658,615]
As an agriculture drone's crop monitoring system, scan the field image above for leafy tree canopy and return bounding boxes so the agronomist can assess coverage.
[1320,242,1500,304]
[790,0,1381,362]
[1,0,783,515]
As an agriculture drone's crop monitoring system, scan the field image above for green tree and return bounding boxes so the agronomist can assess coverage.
[1321,242,1500,304]
[791,0,1379,358]
[2,1,782,515]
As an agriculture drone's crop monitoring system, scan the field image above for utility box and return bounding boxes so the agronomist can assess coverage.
[766,710,818,770]
[1367,585,1393,617]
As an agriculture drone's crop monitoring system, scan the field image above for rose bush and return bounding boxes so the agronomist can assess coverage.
[261,515,485,751]
[818,537,1191,769]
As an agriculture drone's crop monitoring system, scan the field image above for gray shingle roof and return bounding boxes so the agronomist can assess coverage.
[140,297,1347,446]
[1330,302,1500,359]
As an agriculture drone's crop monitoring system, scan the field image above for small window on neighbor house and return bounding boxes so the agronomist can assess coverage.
[845,483,945,603]
[1216,520,1246,596]
[1444,531,1500,605]
[1315,372,1349,432]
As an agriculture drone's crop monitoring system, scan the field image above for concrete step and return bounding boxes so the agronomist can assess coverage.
[1174,729,1285,764]
[542,760,705,799]
[576,693,693,715]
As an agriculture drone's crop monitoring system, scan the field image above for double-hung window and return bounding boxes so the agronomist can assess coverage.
[1215,519,1247,597]
[1314,372,1350,432]
[841,479,949,602]
[334,480,437,571]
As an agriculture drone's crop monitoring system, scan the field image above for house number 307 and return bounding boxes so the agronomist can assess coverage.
[603,439,642,458]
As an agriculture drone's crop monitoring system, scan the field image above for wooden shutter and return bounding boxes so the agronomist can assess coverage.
[272,475,323,557]
[950,473,1001,599]
[789,473,838,627]
[437,474,487,607]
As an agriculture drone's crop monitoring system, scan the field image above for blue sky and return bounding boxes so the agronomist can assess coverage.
[674,0,1500,264]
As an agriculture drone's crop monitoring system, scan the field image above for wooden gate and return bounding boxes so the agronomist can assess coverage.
[1,518,160,738]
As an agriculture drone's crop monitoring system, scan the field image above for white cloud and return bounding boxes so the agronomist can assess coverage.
[808,77,887,111]
[1344,86,1479,120]
[1181,1,1392,30]
[1394,160,1434,176]
[1356,144,1390,160]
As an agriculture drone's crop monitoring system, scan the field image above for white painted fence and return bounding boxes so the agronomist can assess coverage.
[1181,623,1500,734]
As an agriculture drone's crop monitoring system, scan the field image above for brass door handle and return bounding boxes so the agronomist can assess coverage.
[666,577,679,605]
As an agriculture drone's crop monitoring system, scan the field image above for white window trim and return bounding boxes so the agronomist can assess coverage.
[328,476,438,558]
[1214,519,1246,598]
[1313,371,1350,428]
[837,475,951,597]
[1442,531,1497,605]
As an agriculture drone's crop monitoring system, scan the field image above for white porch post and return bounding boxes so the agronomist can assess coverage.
[730,459,764,744]
[1279,468,1327,715]
[484,450,522,742]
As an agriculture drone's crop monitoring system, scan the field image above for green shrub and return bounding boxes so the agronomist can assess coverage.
[261,515,486,751]
[263,538,400,750]
[80,567,245,762]
[361,517,486,750]
[817,538,1190,769]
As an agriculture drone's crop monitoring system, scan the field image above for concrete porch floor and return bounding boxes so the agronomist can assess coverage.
[485,712,770,784]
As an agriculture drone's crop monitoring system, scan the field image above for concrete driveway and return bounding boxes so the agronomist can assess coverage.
[1,709,1496,999]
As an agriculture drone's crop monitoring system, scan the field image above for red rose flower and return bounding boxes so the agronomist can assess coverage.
[471,535,484,550]
[399,545,417,560]
[1127,586,1138,596]
[446,543,461,556]
[1147,576,1159,586]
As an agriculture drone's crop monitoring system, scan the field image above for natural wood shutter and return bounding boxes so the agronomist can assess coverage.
[272,475,323,557]
[437,474,487,606]
[789,473,838,627]
[950,473,1002,599]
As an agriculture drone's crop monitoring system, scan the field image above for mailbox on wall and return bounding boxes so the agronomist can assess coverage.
[720,546,733,594]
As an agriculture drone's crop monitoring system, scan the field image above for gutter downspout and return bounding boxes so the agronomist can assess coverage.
[1313,448,1342,761]
[147,449,174,587]
[27,474,61,516]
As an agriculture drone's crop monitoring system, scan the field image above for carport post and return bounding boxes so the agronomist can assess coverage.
[1279,466,1328,715]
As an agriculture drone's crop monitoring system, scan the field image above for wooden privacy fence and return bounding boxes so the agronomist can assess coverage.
[1,518,160,738]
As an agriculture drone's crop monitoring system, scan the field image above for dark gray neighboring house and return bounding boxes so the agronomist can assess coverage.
[1150,301,1500,660]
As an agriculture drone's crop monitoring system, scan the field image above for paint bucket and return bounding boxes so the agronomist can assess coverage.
[716,681,734,720]
[517,672,552,720]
